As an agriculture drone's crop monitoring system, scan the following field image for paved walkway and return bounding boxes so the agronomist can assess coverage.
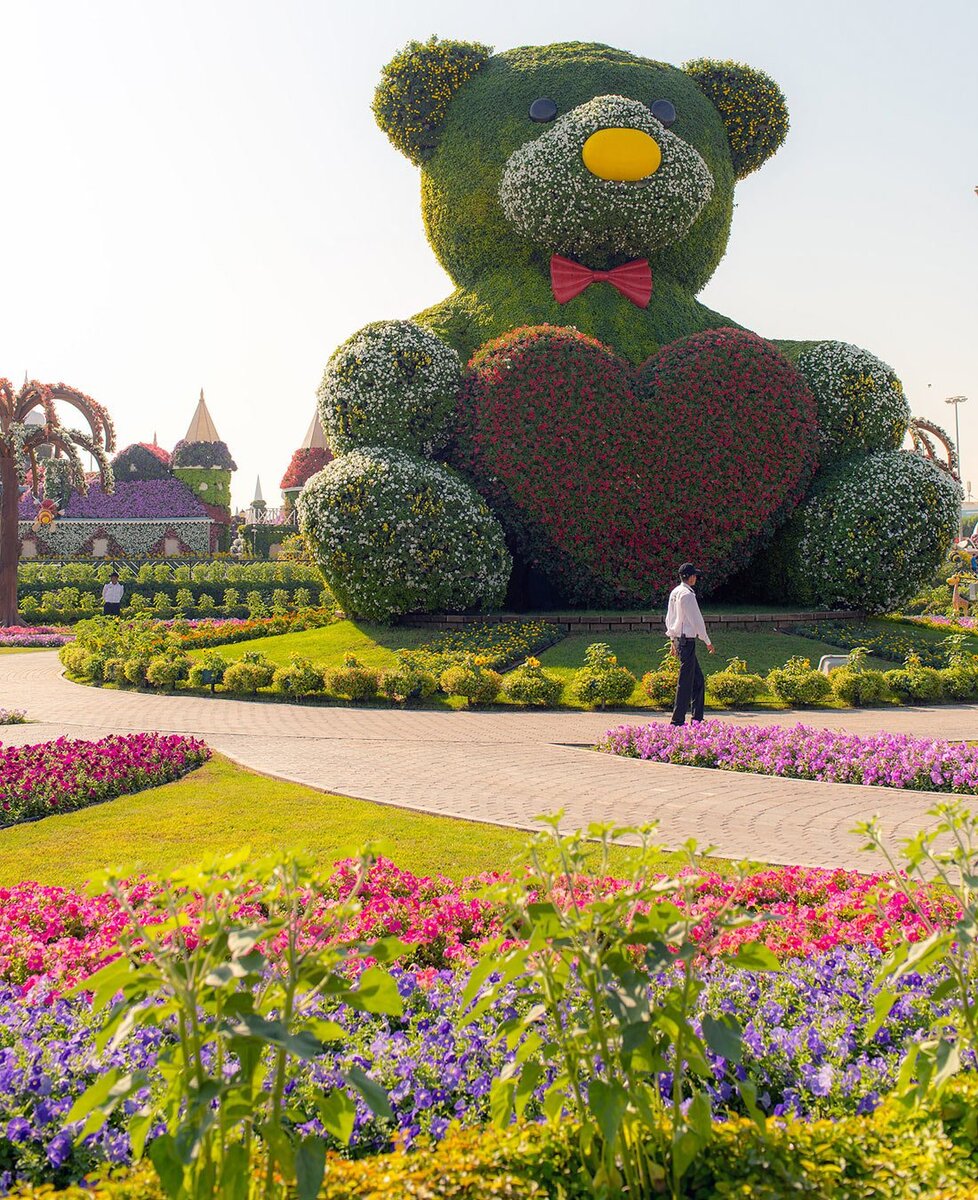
[2,651,977,870]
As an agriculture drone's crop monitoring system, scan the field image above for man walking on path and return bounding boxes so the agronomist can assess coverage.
[665,562,715,725]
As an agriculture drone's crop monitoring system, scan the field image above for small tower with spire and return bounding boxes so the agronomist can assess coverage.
[171,389,238,550]
[279,409,333,513]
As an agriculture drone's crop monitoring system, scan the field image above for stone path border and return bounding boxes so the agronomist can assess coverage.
[2,651,976,870]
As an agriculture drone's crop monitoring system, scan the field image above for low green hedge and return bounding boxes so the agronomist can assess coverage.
[15,1077,978,1198]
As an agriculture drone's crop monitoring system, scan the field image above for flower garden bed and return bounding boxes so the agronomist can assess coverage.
[0,851,973,1194]
[0,626,72,649]
[600,719,978,792]
[0,734,209,827]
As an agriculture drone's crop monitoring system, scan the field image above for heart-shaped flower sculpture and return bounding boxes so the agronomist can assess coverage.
[453,325,819,606]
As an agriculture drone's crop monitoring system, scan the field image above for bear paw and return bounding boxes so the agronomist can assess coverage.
[297,448,511,621]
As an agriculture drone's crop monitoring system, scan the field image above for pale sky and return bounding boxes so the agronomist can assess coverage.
[2,0,976,508]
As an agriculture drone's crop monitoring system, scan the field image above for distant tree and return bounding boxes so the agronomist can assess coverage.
[0,378,115,624]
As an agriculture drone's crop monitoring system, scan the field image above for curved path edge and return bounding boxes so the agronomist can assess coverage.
[3,651,977,870]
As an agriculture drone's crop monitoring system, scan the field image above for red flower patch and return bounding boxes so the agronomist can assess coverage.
[453,325,818,605]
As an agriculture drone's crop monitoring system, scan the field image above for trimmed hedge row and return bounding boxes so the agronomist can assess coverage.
[15,1076,978,1198]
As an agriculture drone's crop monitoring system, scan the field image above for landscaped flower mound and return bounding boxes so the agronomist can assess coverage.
[0,625,71,648]
[3,859,956,996]
[600,719,978,792]
[0,733,209,828]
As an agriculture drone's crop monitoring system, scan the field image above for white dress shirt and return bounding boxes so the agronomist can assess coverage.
[102,581,124,604]
[665,582,711,645]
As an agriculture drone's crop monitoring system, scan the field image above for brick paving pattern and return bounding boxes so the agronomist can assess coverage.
[2,651,977,869]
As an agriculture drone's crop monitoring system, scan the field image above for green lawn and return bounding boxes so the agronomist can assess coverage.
[0,756,745,888]
[188,620,431,670]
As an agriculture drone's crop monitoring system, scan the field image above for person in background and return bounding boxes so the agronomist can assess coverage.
[665,561,715,725]
[101,571,124,616]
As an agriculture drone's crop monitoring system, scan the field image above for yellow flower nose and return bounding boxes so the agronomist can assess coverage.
[581,128,662,181]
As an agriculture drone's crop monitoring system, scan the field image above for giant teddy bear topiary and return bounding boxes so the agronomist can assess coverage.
[298,38,960,620]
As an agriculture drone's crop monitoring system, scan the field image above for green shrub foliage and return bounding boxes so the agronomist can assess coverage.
[884,653,946,703]
[503,657,562,706]
[572,642,636,708]
[766,656,833,706]
[326,653,381,701]
[705,656,766,706]
[271,655,325,699]
[439,658,503,705]
[221,652,275,695]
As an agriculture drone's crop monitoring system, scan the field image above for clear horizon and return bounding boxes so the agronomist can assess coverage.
[2,0,976,508]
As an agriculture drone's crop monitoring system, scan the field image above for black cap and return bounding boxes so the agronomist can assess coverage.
[679,562,701,579]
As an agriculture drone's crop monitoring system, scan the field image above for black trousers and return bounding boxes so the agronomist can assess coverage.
[102,602,121,616]
[671,636,705,725]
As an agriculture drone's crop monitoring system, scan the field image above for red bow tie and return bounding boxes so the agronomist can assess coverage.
[550,254,653,308]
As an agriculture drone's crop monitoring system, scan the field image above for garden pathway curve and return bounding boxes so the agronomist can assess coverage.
[2,651,977,870]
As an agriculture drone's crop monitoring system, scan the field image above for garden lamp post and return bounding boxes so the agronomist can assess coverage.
[946,395,967,474]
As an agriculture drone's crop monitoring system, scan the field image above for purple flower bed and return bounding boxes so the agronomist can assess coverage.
[0,952,959,1188]
[599,719,978,792]
[19,479,206,520]
[0,626,71,649]
[0,734,210,826]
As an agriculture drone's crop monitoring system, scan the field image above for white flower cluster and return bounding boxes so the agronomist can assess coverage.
[795,450,961,612]
[297,448,511,621]
[318,321,461,456]
[17,519,211,557]
[499,94,714,260]
[797,341,910,460]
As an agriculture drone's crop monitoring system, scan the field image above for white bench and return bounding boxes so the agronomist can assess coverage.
[818,654,850,675]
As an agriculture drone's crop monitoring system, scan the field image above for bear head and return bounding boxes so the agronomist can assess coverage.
[374,39,788,293]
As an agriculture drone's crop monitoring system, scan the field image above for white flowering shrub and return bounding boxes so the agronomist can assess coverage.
[792,451,961,612]
[317,321,462,455]
[798,342,910,461]
[499,95,714,260]
[297,449,511,620]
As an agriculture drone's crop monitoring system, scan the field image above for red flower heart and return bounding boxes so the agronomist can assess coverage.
[453,325,818,605]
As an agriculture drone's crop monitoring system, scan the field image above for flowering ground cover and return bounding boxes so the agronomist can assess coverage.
[0,859,955,997]
[0,627,71,649]
[0,712,25,727]
[600,719,978,792]
[0,734,209,828]
[0,857,963,1190]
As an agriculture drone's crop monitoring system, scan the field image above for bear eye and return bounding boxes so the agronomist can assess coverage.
[529,97,558,123]
[650,99,677,128]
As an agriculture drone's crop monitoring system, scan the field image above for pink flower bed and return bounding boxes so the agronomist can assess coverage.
[0,625,72,648]
[0,733,209,826]
[3,859,957,997]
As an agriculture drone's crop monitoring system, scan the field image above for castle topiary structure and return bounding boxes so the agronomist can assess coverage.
[171,390,237,549]
[280,412,333,514]
[298,38,960,618]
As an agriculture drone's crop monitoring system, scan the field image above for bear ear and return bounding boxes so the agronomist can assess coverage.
[682,58,789,179]
[373,36,492,166]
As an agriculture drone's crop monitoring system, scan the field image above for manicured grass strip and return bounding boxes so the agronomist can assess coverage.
[187,619,431,670]
[0,755,749,888]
